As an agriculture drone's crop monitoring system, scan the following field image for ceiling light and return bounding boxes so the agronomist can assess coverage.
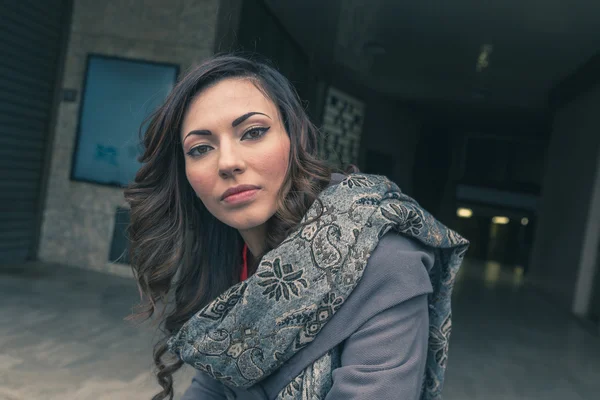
[492,216,509,225]
[457,208,473,218]
[476,44,493,72]
[521,217,529,226]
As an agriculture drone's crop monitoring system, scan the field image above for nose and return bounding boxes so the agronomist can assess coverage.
[218,141,246,179]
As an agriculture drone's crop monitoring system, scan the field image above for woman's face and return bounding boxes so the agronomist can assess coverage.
[181,78,291,232]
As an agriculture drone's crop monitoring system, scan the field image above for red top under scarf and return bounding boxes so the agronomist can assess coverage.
[240,243,249,282]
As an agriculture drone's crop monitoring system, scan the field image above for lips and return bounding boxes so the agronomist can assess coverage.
[221,184,261,201]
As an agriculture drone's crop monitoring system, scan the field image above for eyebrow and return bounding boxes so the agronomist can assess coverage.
[183,112,271,141]
[232,111,270,127]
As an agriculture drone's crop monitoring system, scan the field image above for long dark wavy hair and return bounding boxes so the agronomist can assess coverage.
[124,54,334,399]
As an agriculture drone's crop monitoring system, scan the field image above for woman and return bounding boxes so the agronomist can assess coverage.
[125,54,468,400]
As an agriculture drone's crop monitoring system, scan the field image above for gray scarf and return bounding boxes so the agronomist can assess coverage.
[167,173,469,399]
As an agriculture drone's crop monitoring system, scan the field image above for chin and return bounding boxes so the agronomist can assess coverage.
[220,210,274,231]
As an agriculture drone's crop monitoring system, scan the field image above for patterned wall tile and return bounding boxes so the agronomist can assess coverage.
[320,87,365,169]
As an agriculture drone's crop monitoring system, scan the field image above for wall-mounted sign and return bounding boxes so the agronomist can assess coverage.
[71,54,178,187]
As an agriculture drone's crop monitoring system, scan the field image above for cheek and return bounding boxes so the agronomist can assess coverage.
[185,164,214,199]
[254,138,290,179]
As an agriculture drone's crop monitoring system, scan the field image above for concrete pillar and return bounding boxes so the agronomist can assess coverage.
[529,82,600,319]
[573,146,600,317]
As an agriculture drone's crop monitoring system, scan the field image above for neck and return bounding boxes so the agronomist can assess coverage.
[239,223,268,260]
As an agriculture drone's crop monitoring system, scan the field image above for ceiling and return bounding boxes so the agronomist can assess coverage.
[264,0,600,110]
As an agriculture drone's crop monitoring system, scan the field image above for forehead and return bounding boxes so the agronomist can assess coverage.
[183,78,277,127]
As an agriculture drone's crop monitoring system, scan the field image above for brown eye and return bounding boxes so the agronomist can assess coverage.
[241,127,269,141]
[187,145,213,158]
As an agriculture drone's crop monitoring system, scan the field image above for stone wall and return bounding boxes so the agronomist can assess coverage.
[39,0,221,276]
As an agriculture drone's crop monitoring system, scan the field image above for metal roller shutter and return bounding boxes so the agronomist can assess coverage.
[0,0,71,263]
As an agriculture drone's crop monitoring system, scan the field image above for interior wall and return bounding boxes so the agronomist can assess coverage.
[357,94,421,194]
[411,124,453,218]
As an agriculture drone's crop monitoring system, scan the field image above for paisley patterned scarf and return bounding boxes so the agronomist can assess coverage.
[167,174,469,399]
